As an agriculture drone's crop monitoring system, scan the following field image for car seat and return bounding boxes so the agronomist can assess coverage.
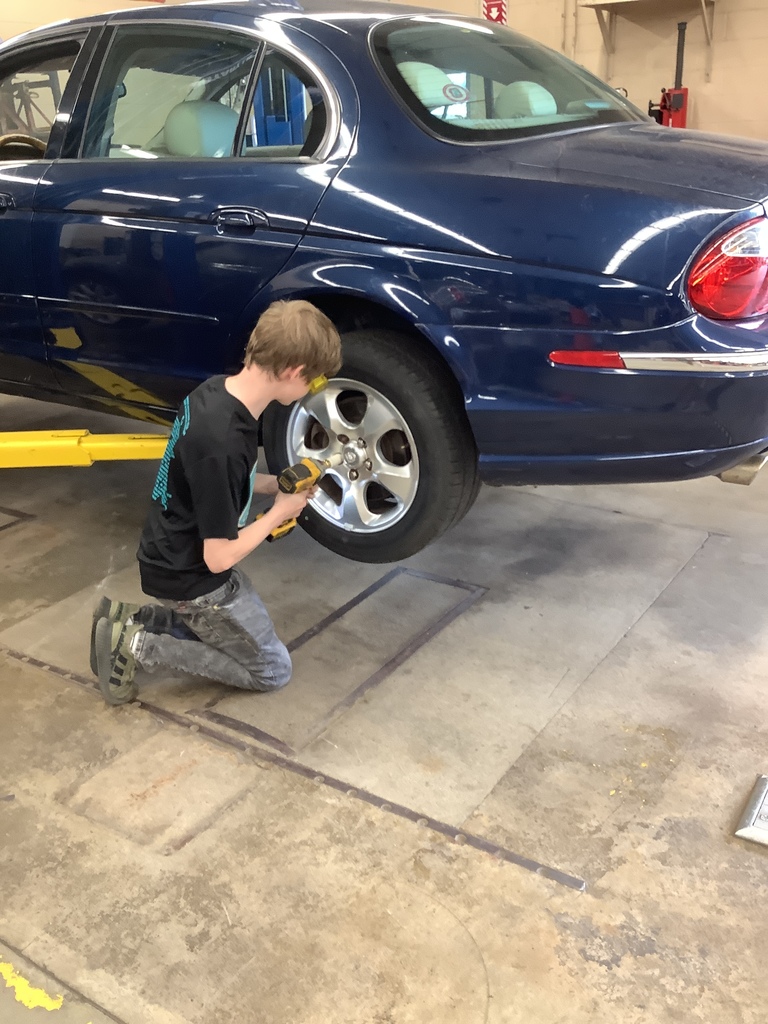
[300,97,327,156]
[494,81,557,119]
[163,100,240,157]
[397,61,457,112]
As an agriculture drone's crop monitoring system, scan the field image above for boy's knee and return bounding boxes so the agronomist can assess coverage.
[251,646,292,691]
[271,648,293,689]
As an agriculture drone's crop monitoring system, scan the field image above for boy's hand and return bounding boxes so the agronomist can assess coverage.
[272,488,311,521]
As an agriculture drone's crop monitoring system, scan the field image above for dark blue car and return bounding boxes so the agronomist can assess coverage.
[2,0,768,561]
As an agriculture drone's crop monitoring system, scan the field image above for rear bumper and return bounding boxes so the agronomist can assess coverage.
[478,437,768,486]
[427,314,768,481]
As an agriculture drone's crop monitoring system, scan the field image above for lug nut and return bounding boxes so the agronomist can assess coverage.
[357,438,367,448]
[364,459,372,470]
[349,469,359,481]
[338,434,349,444]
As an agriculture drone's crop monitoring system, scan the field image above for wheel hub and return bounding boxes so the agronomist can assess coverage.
[286,378,419,534]
[341,439,366,468]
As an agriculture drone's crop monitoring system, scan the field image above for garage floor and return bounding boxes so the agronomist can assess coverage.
[1,393,767,1024]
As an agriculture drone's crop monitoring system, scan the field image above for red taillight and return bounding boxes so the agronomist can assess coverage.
[549,350,626,369]
[688,216,768,320]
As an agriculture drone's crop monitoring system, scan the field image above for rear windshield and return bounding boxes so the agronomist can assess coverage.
[372,17,646,143]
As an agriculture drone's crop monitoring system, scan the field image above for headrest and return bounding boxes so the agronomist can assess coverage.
[495,81,557,119]
[397,61,459,110]
[164,100,240,158]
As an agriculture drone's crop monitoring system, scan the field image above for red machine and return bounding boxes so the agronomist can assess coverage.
[653,86,689,129]
[648,22,690,129]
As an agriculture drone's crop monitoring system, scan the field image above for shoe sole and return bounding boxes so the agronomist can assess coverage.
[90,596,111,676]
[94,617,138,706]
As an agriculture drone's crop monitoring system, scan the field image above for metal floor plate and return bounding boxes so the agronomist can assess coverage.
[735,774,768,846]
[192,567,485,755]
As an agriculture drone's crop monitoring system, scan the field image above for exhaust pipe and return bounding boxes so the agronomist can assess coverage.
[718,451,768,485]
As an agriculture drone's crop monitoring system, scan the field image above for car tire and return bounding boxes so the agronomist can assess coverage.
[262,328,480,563]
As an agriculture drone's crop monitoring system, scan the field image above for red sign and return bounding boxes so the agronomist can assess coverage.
[482,0,507,23]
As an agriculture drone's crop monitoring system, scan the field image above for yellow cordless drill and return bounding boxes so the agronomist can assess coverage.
[258,375,342,540]
[264,452,343,541]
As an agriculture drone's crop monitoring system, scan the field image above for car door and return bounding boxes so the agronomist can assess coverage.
[33,22,343,413]
[0,32,95,394]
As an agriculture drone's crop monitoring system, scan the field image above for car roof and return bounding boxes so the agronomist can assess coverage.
[194,0,440,18]
[1,0,454,50]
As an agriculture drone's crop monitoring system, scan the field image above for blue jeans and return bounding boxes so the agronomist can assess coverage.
[133,568,291,692]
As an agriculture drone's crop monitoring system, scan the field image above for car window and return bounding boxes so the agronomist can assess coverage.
[373,17,645,143]
[0,41,80,154]
[81,28,259,159]
[239,50,327,160]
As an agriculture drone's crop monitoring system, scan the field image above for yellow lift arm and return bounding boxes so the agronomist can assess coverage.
[0,430,168,469]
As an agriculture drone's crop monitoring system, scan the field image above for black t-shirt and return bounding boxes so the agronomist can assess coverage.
[138,376,261,601]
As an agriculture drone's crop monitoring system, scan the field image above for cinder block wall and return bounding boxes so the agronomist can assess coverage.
[2,0,766,140]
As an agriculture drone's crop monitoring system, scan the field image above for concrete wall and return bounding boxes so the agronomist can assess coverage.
[2,0,766,140]
[0,0,187,46]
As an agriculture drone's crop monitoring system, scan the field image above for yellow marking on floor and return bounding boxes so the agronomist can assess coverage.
[58,361,173,426]
[58,361,170,408]
[93,398,172,427]
[0,960,64,1011]
[50,328,83,350]
[47,359,173,426]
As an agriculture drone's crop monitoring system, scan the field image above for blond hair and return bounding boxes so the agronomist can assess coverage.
[244,300,342,381]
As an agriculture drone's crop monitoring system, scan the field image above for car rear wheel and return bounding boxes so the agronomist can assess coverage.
[262,328,480,563]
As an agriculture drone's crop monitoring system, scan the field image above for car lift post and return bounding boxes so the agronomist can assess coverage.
[0,431,168,469]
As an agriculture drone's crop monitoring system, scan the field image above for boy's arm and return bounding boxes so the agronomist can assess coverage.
[252,472,278,495]
[203,488,311,574]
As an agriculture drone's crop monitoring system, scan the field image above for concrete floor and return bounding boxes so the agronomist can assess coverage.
[1,393,767,1023]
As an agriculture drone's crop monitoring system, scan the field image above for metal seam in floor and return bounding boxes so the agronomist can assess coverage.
[0,504,36,534]
[193,571,488,756]
[0,644,587,892]
[0,937,128,1024]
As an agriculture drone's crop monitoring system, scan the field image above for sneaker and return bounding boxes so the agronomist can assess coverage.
[90,597,142,676]
[94,617,144,706]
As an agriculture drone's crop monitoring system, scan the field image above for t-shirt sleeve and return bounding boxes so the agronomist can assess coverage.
[184,453,243,540]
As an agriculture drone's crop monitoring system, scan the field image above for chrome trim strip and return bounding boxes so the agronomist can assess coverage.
[38,295,219,322]
[620,351,768,373]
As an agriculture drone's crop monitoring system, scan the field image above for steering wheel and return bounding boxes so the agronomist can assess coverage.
[0,133,47,155]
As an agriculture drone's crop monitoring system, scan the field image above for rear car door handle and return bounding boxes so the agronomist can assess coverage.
[212,207,268,233]
[0,193,15,213]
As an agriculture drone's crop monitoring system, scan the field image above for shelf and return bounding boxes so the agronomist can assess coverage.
[581,1,657,7]
[580,0,715,56]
